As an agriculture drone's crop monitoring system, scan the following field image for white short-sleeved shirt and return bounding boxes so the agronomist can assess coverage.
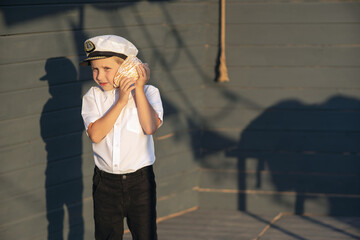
[81,85,163,174]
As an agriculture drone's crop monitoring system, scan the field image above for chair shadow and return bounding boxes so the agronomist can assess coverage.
[235,95,360,216]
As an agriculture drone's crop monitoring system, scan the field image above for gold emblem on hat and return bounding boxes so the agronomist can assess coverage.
[84,40,95,53]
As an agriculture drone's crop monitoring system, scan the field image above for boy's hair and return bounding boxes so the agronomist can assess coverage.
[113,56,125,65]
[89,56,124,67]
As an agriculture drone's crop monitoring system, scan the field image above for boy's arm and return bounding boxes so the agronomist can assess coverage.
[134,64,162,135]
[87,100,125,143]
[87,78,136,143]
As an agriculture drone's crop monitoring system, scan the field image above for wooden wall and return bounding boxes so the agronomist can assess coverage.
[0,0,217,239]
[199,0,360,216]
[1,0,360,239]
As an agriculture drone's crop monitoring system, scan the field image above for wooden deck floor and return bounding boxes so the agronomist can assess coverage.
[124,209,360,240]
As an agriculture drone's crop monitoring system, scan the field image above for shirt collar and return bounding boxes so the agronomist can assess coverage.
[102,88,134,102]
[103,88,116,101]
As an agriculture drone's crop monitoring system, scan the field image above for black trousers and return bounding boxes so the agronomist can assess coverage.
[93,166,157,240]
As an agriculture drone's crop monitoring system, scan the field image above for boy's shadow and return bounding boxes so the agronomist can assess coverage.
[40,57,84,239]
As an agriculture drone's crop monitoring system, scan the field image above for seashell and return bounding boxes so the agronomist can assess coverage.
[113,55,142,88]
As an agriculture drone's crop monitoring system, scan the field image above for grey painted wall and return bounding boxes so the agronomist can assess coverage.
[199,0,360,216]
[1,0,359,239]
[1,0,216,239]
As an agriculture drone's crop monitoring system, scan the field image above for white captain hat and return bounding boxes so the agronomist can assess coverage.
[80,35,138,66]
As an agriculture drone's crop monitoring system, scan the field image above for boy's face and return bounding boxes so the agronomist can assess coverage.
[90,57,121,91]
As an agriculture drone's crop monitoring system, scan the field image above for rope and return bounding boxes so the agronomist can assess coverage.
[217,0,230,82]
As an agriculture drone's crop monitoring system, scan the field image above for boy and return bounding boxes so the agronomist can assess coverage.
[81,35,163,240]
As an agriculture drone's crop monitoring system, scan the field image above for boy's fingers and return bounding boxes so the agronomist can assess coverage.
[143,63,150,79]
[129,84,136,92]
[121,80,134,89]
[136,65,145,77]
[137,64,150,82]
[119,77,134,86]
[144,63,150,72]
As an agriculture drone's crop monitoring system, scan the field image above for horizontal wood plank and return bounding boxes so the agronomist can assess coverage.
[227,23,360,45]
[201,129,360,153]
[227,46,360,67]
[200,170,360,194]
[201,108,360,131]
[202,87,360,110]
[0,2,163,35]
[198,191,360,215]
[225,67,360,89]
[200,149,360,174]
[226,2,360,24]
[0,1,217,35]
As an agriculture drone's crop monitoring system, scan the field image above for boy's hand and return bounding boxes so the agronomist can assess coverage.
[135,63,150,89]
[117,77,136,104]
[133,63,161,135]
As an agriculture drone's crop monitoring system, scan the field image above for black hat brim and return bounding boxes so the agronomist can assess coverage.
[79,51,128,66]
